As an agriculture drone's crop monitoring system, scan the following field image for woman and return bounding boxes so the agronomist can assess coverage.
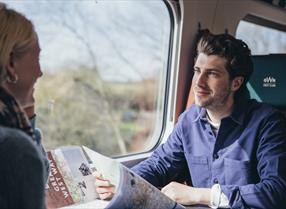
[0,3,48,209]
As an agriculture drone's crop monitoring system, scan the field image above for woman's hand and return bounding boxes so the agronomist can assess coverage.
[93,171,116,200]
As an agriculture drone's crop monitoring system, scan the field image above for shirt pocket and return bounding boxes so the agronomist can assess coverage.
[224,158,251,185]
[188,155,210,187]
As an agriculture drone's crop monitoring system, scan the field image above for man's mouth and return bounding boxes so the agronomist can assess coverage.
[194,88,210,96]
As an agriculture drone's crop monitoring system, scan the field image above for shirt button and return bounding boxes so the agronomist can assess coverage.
[213,153,219,160]
[213,178,219,184]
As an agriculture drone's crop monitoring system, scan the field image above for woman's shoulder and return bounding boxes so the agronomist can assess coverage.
[0,126,42,159]
[0,127,46,209]
[0,126,30,143]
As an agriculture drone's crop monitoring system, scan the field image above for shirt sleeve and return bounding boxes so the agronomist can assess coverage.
[221,111,286,209]
[131,114,189,187]
[210,184,230,208]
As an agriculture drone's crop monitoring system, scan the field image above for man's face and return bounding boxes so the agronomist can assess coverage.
[192,53,236,110]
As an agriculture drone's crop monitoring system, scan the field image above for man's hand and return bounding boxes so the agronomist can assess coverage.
[161,181,211,206]
[93,171,116,200]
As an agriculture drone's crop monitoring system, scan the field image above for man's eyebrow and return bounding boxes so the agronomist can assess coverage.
[205,68,224,73]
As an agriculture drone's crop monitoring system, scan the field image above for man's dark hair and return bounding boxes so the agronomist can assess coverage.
[196,30,253,100]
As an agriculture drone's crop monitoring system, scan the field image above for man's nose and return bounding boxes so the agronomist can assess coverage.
[195,73,206,86]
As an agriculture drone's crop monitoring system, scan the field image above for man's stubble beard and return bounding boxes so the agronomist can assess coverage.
[194,86,232,110]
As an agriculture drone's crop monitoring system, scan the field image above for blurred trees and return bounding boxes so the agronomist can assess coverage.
[36,68,157,156]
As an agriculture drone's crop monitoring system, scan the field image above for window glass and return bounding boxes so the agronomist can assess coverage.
[5,0,171,156]
[236,20,286,55]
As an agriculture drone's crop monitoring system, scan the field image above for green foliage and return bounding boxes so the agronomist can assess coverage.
[35,68,157,156]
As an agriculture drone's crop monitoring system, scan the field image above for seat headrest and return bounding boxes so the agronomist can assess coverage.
[248,54,286,109]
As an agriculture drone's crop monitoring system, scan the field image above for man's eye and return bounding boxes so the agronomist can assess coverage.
[209,72,219,76]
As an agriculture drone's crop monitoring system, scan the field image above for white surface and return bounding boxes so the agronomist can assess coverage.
[60,199,110,209]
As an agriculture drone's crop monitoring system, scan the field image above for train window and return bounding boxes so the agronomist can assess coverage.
[5,1,171,156]
[236,20,286,55]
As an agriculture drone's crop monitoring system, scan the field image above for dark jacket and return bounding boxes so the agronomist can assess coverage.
[0,127,46,209]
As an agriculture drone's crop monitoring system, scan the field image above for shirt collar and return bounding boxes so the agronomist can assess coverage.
[228,99,249,125]
[191,107,206,122]
[192,99,249,125]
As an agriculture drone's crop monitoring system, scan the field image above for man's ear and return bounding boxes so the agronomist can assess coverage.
[231,76,244,91]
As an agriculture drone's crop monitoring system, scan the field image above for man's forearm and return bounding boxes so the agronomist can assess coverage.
[192,188,211,205]
[161,182,211,206]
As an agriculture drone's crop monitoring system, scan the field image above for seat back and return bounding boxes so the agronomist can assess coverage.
[248,54,286,111]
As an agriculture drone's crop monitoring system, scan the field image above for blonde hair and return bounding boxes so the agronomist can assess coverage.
[0,3,36,83]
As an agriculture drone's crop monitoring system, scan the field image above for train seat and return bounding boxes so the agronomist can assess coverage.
[248,54,286,112]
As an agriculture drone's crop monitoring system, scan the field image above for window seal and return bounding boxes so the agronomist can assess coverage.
[244,14,286,33]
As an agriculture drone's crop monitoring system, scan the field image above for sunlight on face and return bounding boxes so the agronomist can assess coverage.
[192,53,234,110]
[9,39,42,109]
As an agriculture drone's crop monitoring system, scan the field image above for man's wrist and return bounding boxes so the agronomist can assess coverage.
[192,188,211,205]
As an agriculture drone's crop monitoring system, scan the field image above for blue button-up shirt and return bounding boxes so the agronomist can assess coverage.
[132,99,286,208]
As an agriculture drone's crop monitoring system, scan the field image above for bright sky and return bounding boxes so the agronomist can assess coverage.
[4,0,171,81]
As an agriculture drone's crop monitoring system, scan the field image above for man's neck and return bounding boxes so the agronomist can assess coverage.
[206,100,234,124]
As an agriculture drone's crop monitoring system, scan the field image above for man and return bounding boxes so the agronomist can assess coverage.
[95,32,286,208]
